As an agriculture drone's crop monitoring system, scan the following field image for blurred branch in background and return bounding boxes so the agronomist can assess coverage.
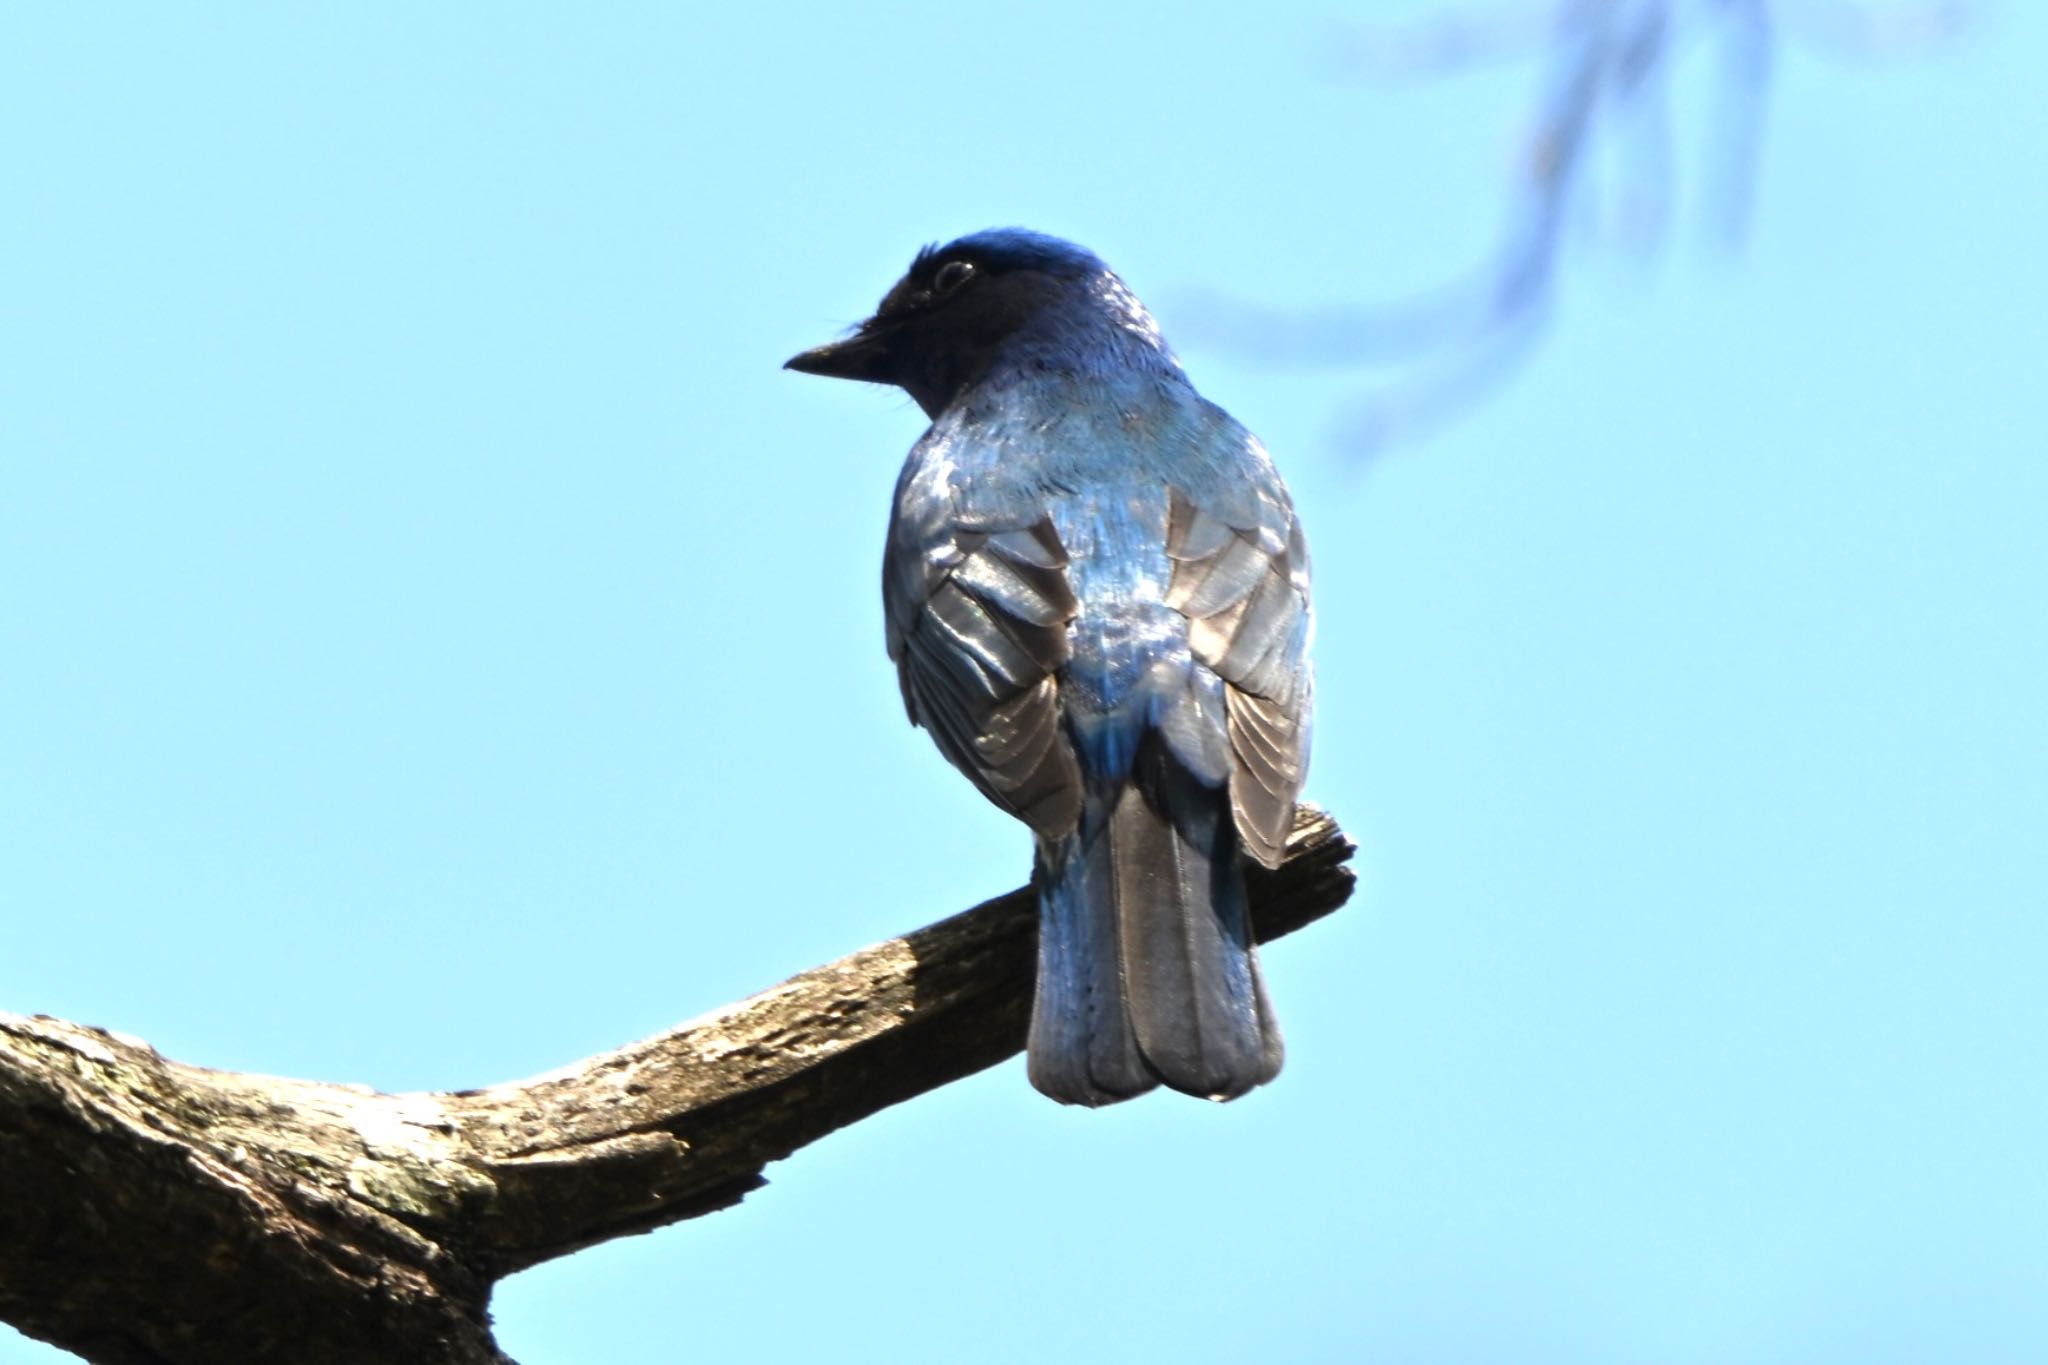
[1185,0,1967,453]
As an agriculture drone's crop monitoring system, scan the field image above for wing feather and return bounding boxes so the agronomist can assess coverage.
[887,514,1083,839]
[1164,488,1311,868]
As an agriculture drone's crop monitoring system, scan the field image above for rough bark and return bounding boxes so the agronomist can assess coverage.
[0,807,1354,1365]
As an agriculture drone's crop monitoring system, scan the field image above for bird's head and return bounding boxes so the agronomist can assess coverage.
[785,228,1174,417]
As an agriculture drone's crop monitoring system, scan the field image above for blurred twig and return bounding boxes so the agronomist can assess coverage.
[1187,0,1967,453]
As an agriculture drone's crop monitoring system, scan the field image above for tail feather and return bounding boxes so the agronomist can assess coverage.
[1027,798,1157,1105]
[1027,744,1284,1106]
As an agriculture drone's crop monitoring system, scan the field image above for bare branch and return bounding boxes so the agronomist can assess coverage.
[1706,0,1775,247]
[1319,2,1575,75]
[1779,0,1969,57]
[1185,0,1969,452]
[0,808,1356,1365]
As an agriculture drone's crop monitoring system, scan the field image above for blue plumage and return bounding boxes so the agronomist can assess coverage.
[789,230,1312,1105]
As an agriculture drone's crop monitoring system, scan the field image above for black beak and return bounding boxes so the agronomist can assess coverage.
[784,329,896,386]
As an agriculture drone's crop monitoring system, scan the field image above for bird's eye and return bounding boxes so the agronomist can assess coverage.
[931,260,977,295]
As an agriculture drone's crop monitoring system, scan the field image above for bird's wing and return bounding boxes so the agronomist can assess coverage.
[885,515,1084,840]
[1164,486,1312,869]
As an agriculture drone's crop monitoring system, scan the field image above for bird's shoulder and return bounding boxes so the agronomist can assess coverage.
[893,373,1289,533]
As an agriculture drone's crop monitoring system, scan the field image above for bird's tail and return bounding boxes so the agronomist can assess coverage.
[1027,742,1284,1106]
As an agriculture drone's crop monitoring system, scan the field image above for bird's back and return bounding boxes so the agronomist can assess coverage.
[886,369,1311,1103]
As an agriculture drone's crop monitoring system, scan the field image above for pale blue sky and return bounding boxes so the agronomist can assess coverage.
[4,5,2044,1363]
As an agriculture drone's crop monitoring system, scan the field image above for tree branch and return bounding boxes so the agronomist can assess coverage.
[0,807,1355,1365]
[1183,0,1969,453]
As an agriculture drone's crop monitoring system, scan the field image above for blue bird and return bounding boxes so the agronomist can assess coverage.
[787,230,1312,1105]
